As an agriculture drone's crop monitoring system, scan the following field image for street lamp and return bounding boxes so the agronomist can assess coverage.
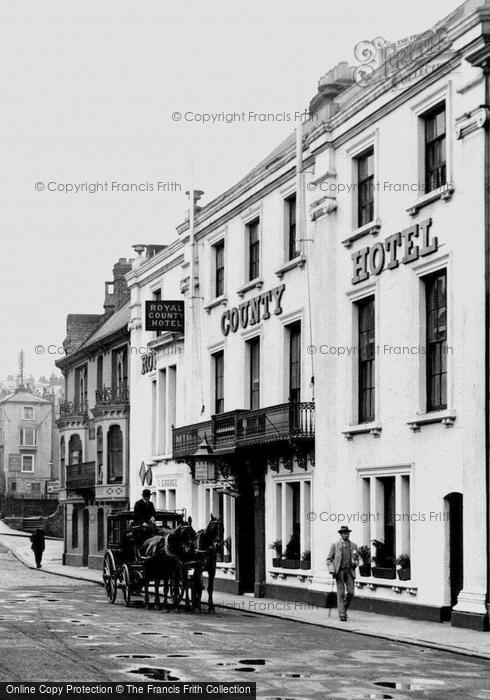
[193,437,215,481]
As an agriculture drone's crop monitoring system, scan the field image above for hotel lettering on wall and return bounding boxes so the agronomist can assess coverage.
[221,284,285,336]
[351,218,438,284]
[141,351,156,375]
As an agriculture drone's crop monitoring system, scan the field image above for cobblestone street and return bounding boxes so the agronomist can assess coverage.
[0,546,489,699]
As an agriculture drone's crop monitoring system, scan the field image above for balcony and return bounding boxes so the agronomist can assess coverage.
[59,400,89,418]
[173,419,212,458]
[66,461,96,490]
[173,401,315,459]
[95,383,130,406]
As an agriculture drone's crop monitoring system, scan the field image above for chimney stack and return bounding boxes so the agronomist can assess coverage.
[104,258,133,314]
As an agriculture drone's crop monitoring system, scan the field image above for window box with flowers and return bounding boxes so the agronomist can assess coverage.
[358,545,372,577]
[269,540,283,568]
[222,537,232,564]
[396,553,411,581]
[371,539,396,579]
[300,550,311,570]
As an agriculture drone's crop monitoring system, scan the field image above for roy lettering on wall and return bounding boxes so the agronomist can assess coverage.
[221,284,285,336]
[351,218,438,284]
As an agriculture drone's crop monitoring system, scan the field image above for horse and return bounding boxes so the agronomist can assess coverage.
[191,514,224,613]
[140,520,195,610]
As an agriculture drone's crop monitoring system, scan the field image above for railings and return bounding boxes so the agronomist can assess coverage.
[66,461,96,490]
[173,402,315,458]
[95,384,130,406]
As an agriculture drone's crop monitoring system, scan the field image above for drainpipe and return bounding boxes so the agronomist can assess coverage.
[186,188,204,417]
[484,61,490,627]
[296,120,304,255]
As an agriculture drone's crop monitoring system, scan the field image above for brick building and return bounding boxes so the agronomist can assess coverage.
[56,259,132,568]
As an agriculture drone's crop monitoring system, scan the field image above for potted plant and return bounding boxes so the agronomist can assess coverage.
[300,550,311,570]
[282,530,300,569]
[269,540,282,567]
[371,539,396,579]
[396,553,411,580]
[358,545,371,576]
[222,537,232,564]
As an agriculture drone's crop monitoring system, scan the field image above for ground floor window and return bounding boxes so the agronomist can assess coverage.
[204,485,234,563]
[273,478,311,568]
[360,470,411,578]
[72,508,79,549]
[158,488,176,511]
[97,508,105,551]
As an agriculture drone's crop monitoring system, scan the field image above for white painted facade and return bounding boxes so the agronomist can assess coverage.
[126,1,490,628]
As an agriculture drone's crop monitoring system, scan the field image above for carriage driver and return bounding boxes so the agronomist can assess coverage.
[133,489,156,526]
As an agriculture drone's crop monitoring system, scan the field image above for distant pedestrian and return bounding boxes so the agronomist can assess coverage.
[30,527,45,569]
[327,526,359,621]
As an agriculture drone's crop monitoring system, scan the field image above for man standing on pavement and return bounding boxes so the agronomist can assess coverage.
[133,489,156,526]
[327,526,359,621]
[30,527,45,569]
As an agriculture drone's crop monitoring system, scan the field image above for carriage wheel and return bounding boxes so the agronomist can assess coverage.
[168,567,185,609]
[102,551,117,604]
[121,564,132,607]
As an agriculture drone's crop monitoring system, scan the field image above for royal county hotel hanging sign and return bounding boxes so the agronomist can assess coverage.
[351,218,438,284]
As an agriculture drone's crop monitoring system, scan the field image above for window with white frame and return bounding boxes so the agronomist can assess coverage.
[158,488,176,511]
[247,219,260,281]
[284,193,298,261]
[274,478,311,567]
[23,406,35,420]
[248,337,260,410]
[423,102,446,193]
[424,268,447,412]
[213,350,224,415]
[156,365,177,455]
[204,486,234,563]
[152,287,162,338]
[357,295,376,423]
[356,148,374,227]
[20,427,37,446]
[21,454,34,472]
[214,240,225,297]
[360,470,411,571]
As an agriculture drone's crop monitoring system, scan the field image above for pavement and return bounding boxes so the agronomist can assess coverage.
[1,519,490,662]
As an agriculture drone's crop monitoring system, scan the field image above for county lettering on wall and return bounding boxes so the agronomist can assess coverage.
[145,300,185,332]
[221,284,285,336]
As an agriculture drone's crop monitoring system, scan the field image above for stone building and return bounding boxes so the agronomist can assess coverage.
[0,388,54,498]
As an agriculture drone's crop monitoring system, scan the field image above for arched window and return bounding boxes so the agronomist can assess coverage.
[72,508,79,549]
[107,425,123,483]
[96,427,103,484]
[97,508,105,551]
[68,434,82,465]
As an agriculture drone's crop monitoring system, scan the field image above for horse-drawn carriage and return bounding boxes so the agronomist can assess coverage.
[102,510,224,612]
[102,509,193,609]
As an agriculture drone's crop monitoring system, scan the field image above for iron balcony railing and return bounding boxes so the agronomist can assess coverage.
[95,383,130,406]
[173,419,212,458]
[59,399,89,417]
[172,401,315,458]
[66,461,96,490]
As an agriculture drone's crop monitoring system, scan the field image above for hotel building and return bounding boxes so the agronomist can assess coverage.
[125,0,490,629]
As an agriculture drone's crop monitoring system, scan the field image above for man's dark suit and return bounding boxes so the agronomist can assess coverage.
[133,497,156,524]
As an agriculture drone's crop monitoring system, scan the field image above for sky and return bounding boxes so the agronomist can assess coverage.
[1,0,463,379]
